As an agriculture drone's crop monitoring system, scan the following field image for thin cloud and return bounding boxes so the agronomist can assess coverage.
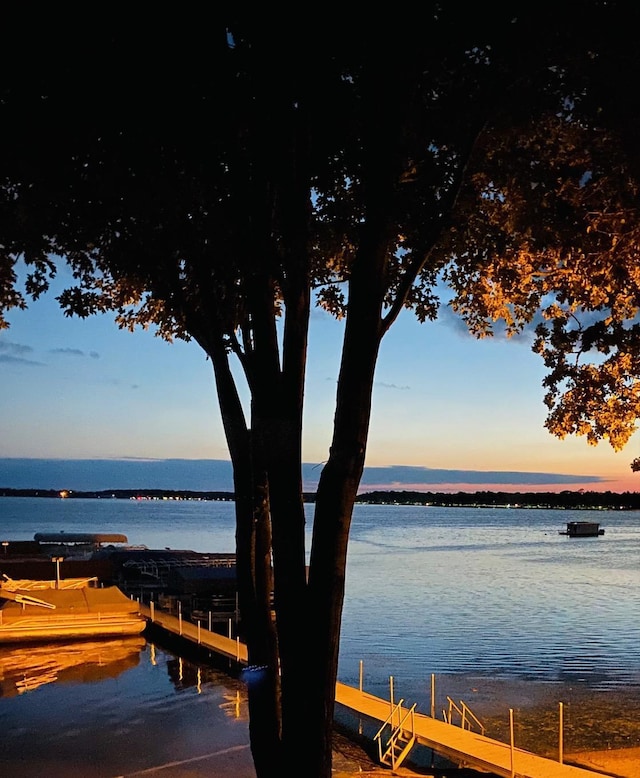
[0,340,33,356]
[48,347,101,360]
[49,348,86,357]
[355,464,604,486]
[0,354,45,366]
[376,381,410,390]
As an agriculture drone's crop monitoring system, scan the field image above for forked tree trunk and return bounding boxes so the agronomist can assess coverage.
[208,336,282,774]
[205,116,393,773]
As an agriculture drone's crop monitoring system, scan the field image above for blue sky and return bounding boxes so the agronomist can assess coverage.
[1,263,639,493]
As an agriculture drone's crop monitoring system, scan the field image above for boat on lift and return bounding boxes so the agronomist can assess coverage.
[0,575,147,644]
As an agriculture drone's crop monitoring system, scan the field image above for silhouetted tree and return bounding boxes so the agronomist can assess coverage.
[2,7,640,776]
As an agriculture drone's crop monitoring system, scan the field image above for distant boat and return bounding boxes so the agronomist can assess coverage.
[0,576,147,644]
[32,531,142,559]
[558,521,605,538]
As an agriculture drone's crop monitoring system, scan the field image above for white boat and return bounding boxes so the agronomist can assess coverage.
[0,576,147,644]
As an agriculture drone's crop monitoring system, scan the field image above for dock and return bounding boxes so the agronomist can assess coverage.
[336,683,610,777]
[140,602,247,663]
[140,604,610,778]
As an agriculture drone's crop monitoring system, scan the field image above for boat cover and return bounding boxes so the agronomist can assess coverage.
[34,533,128,544]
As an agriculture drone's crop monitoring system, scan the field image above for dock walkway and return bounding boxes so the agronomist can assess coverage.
[336,682,610,778]
[140,603,247,663]
[140,604,610,778]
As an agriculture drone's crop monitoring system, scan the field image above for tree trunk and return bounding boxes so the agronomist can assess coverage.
[208,335,282,775]
[297,63,398,771]
[251,280,311,776]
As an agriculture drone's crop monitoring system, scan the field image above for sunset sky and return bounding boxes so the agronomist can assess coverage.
[2,262,640,493]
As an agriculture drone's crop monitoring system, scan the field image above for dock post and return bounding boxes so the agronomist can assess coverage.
[430,673,436,768]
[52,556,63,589]
[150,600,155,622]
[208,611,212,631]
[430,674,435,718]
[178,601,183,635]
[359,660,363,692]
[509,708,515,778]
[389,676,394,712]
[228,618,232,639]
[197,621,201,644]
[559,702,564,764]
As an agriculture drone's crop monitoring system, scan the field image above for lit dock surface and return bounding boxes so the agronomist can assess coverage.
[335,682,610,778]
[140,603,247,663]
[141,605,609,777]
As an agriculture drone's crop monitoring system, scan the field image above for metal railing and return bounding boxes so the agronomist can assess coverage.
[443,695,485,735]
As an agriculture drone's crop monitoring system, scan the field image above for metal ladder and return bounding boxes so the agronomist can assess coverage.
[374,698,417,770]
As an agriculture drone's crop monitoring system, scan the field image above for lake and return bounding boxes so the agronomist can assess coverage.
[1,496,639,773]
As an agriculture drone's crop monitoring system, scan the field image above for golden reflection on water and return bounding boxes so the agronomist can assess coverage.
[219,689,248,720]
[0,636,145,697]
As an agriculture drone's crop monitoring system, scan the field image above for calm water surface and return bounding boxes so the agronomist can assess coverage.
[2,497,640,772]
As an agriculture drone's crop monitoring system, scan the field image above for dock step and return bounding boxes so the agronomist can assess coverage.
[380,728,416,769]
[375,700,417,770]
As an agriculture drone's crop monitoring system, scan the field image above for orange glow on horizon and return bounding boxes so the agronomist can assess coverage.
[357,479,640,494]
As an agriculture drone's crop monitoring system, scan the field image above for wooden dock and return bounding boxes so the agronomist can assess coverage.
[140,603,247,663]
[140,605,610,778]
[335,682,610,777]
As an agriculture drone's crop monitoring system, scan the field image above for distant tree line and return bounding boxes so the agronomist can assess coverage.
[0,489,235,501]
[354,490,640,510]
[2,488,639,510]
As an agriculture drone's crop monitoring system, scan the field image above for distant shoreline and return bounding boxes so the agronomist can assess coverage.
[2,487,640,510]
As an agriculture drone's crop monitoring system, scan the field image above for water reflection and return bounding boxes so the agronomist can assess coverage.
[164,654,248,719]
[0,637,254,778]
[0,636,145,697]
[220,689,248,720]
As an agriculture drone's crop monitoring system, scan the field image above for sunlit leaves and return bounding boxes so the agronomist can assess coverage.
[438,95,640,462]
[543,358,640,451]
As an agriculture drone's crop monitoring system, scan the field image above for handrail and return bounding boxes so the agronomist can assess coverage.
[444,695,462,723]
[374,698,405,742]
[397,702,417,734]
[461,700,485,735]
[443,695,484,735]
